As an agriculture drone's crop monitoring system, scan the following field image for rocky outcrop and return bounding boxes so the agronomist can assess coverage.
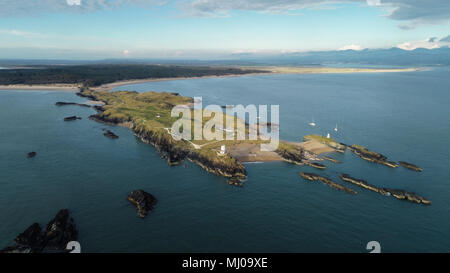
[89,113,130,125]
[349,145,399,168]
[64,116,82,121]
[227,178,244,187]
[104,130,119,139]
[299,172,357,195]
[399,161,423,172]
[128,190,158,218]
[134,127,247,179]
[307,162,327,170]
[1,209,78,253]
[340,174,431,205]
[27,152,37,158]
[323,156,340,163]
[276,145,305,165]
[55,102,91,108]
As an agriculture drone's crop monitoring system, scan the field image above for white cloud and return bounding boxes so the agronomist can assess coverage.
[123,49,131,57]
[183,0,450,28]
[0,0,166,16]
[338,44,363,51]
[67,0,82,6]
[396,37,450,50]
[0,29,41,37]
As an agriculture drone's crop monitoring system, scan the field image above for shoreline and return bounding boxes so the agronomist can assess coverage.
[0,66,424,92]
[0,84,80,92]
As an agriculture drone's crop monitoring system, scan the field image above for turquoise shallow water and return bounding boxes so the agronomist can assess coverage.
[1,68,450,253]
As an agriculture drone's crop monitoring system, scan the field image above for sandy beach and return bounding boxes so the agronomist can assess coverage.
[0,84,80,91]
[93,66,424,91]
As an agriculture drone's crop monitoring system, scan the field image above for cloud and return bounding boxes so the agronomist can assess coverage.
[183,0,362,17]
[123,49,131,57]
[66,0,81,6]
[397,36,450,50]
[440,35,450,42]
[0,29,41,37]
[184,0,450,28]
[338,44,363,51]
[0,0,165,16]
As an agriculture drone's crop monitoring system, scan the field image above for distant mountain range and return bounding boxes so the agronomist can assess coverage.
[230,47,450,66]
[1,47,449,67]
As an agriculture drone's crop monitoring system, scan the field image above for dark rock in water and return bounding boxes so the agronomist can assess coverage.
[308,162,327,170]
[44,209,78,250]
[104,130,119,139]
[399,161,423,172]
[27,152,37,158]
[340,173,431,205]
[55,102,91,108]
[14,223,45,251]
[1,209,78,253]
[64,116,82,121]
[128,190,158,218]
[323,156,340,163]
[227,178,244,187]
[299,172,357,195]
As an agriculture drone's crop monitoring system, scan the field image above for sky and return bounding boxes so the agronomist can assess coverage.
[0,0,450,59]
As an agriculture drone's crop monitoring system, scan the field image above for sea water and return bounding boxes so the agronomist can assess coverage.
[1,67,449,252]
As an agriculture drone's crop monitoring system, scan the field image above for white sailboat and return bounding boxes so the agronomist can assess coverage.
[334,124,338,132]
[309,118,316,127]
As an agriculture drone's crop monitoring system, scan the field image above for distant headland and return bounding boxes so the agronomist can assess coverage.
[0,64,423,91]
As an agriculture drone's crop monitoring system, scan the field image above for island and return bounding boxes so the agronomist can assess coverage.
[76,88,334,181]
[128,190,158,218]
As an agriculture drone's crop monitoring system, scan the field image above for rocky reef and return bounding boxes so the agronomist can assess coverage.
[104,130,119,139]
[340,174,431,205]
[1,209,78,253]
[299,172,357,194]
[349,144,398,168]
[227,178,244,187]
[27,152,37,158]
[307,162,327,170]
[323,156,340,163]
[399,161,423,172]
[64,116,82,121]
[55,102,91,108]
[128,190,158,218]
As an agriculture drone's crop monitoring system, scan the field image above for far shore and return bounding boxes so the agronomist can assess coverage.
[0,66,425,92]
[0,84,80,92]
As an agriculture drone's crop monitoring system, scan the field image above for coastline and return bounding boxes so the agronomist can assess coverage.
[93,67,424,91]
[0,66,424,92]
[0,84,80,92]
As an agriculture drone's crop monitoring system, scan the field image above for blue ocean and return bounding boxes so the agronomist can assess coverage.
[1,67,449,252]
